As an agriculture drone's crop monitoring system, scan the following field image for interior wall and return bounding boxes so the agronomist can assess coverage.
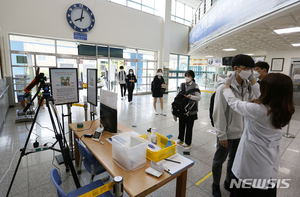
[0,0,164,76]
[169,21,189,55]
[266,50,300,76]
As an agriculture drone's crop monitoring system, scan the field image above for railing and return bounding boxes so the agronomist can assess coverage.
[0,85,9,100]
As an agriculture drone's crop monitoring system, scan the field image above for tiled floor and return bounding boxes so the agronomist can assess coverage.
[0,91,300,197]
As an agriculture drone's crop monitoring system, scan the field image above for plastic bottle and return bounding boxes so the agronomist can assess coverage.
[151,129,157,144]
[165,134,173,148]
[146,127,152,141]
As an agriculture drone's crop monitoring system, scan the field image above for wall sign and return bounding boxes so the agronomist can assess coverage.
[271,58,284,71]
[66,3,95,32]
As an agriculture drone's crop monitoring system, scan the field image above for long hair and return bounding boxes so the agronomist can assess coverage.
[253,73,295,129]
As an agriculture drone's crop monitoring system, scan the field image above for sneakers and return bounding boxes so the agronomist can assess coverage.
[178,142,193,149]
[182,143,193,150]
[175,139,183,145]
[212,183,222,197]
[154,111,159,115]
[160,112,166,116]
[173,115,178,121]
[129,101,133,105]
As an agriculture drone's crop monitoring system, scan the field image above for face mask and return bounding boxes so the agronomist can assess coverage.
[253,71,260,78]
[157,73,163,76]
[185,77,192,83]
[239,69,251,79]
[120,69,124,71]
[130,72,133,74]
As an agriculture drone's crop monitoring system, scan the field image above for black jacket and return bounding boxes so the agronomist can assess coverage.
[125,74,137,87]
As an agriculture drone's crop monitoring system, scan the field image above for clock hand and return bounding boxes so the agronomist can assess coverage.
[80,9,83,22]
[74,17,84,22]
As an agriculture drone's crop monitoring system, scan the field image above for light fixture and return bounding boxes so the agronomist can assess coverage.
[222,48,236,51]
[292,43,300,46]
[246,53,254,56]
[205,55,213,57]
[274,27,300,34]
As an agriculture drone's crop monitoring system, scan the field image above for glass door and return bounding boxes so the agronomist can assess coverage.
[110,59,125,93]
[290,62,300,106]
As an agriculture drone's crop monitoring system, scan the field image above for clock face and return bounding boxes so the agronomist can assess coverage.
[66,4,95,32]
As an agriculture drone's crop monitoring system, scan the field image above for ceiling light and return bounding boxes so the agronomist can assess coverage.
[274,27,300,34]
[246,54,254,56]
[222,48,236,51]
[206,55,213,57]
[292,43,300,46]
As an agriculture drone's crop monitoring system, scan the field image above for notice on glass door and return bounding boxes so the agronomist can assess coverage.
[49,68,79,105]
[87,69,97,106]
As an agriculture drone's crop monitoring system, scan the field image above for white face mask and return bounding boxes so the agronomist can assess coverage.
[157,73,163,76]
[120,69,124,71]
[185,77,192,83]
[130,72,133,74]
[239,69,251,80]
[253,71,260,78]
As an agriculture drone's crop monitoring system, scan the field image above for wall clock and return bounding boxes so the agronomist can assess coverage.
[66,4,95,32]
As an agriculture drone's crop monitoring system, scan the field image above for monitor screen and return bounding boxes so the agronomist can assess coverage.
[100,103,117,133]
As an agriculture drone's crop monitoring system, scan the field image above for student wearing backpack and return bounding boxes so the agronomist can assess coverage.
[152,69,166,115]
[125,69,137,105]
[212,54,260,197]
[118,66,126,100]
[175,70,201,149]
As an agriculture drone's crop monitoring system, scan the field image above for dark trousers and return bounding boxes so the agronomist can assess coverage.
[212,137,240,186]
[178,114,197,145]
[120,84,126,97]
[128,86,134,102]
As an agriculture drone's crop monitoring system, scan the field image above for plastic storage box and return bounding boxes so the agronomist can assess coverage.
[112,132,147,171]
[140,132,176,162]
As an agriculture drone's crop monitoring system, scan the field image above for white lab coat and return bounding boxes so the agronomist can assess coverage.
[223,87,283,189]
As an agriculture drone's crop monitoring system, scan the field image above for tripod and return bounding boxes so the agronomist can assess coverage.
[6,81,81,197]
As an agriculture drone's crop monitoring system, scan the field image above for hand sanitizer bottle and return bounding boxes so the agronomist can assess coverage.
[146,127,152,141]
[151,128,157,144]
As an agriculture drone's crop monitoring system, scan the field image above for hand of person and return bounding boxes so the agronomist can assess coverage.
[219,140,228,148]
[130,80,134,82]
[161,84,166,88]
[118,82,120,84]
[184,95,191,98]
[225,72,236,86]
[248,69,255,81]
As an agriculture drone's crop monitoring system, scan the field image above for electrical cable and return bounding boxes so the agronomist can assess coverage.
[0,150,19,183]
[72,117,100,132]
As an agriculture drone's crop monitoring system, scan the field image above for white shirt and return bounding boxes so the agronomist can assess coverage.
[118,71,126,84]
[223,87,283,189]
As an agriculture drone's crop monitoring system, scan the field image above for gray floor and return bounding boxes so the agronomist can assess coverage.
[0,92,300,197]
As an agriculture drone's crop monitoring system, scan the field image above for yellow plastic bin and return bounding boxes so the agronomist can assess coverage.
[140,132,176,162]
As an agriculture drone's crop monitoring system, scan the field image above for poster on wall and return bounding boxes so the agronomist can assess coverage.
[49,68,79,105]
[87,69,97,106]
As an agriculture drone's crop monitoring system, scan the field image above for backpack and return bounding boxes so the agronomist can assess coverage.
[209,84,252,127]
[171,83,201,118]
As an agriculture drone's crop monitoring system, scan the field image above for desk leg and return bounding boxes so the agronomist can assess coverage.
[176,170,187,197]
[74,134,79,167]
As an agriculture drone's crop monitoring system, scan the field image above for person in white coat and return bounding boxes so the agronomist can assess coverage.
[223,73,295,197]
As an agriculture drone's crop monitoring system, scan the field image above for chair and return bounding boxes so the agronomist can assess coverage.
[76,138,108,183]
[50,168,113,197]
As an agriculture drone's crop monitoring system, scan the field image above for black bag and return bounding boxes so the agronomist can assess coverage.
[171,84,200,118]
[209,92,216,127]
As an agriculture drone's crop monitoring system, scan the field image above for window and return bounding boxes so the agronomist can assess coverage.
[169,54,190,91]
[204,0,206,14]
[211,0,217,6]
[109,0,159,16]
[171,0,193,26]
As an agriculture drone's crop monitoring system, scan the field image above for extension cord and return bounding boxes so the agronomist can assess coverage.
[29,145,49,152]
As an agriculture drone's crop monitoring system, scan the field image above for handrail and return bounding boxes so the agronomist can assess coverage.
[0,85,9,100]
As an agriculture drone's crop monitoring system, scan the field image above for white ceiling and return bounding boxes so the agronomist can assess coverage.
[188,5,300,58]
